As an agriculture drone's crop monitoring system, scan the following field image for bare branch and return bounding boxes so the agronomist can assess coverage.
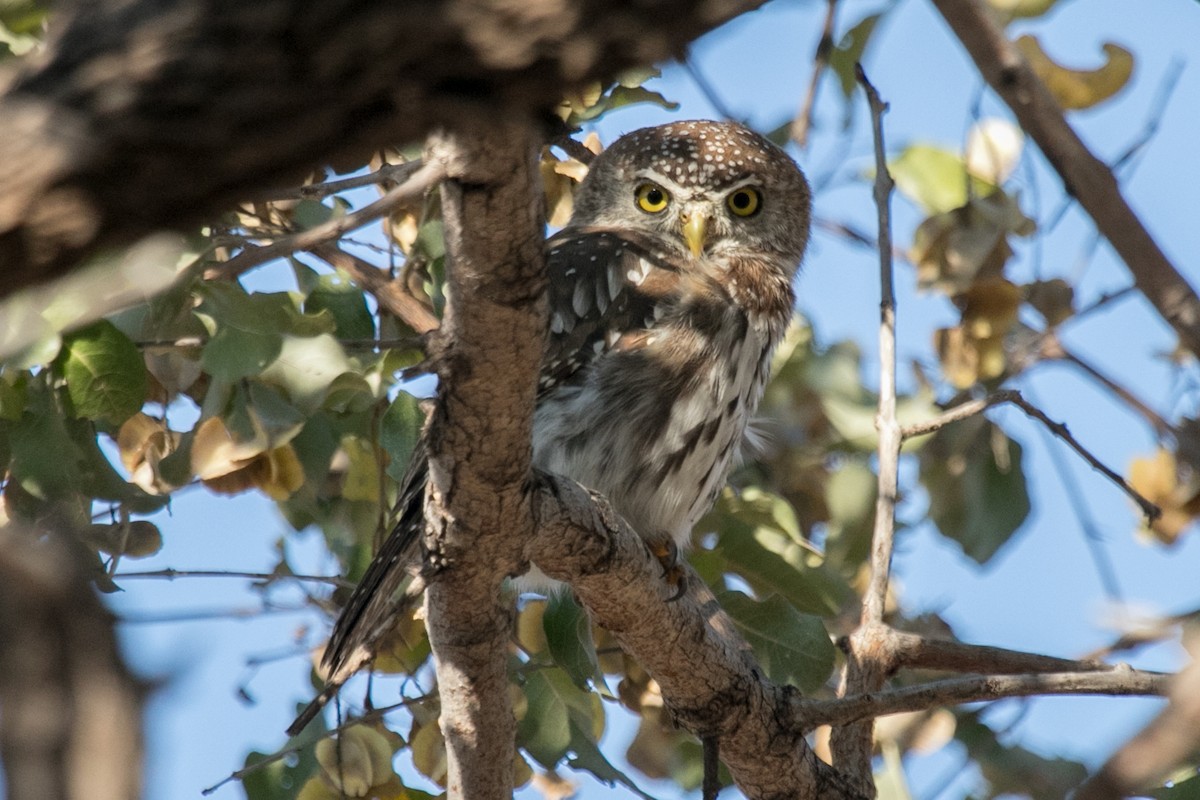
[929,0,1200,359]
[114,568,345,586]
[791,0,839,148]
[206,160,448,283]
[0,526,143,800]
[830,62,899,792]
[889,630,1118,675]
[901,388,1161,521]
[797,669,1168,729]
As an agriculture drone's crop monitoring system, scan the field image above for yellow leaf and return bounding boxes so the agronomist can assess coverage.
[910,193,1033,294]
[248,444,305,500]
[296,776,341,800]
[1129,449,1200,545]
[340,435,382,503]
[385,210,421,255]
[986,0,1059,20]
[960,278,1021,339]
[191,416,264,480]
[517,599,550,655]
[117,412,181,494]
[934,326,1008,389]
[316,725,395,797]
[532,769,577,800]
[1017,36,1134,111]
[410,717,448,787]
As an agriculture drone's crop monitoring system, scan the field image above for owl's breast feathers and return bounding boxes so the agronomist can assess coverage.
[532,226,796,547]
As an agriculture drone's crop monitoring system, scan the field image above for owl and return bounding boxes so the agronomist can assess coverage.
[288,120,811,734]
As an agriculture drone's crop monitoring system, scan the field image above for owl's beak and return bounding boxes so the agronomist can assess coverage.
[681,212,709,258]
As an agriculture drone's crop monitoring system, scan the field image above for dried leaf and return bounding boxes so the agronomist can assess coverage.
[1017,36,1134,110]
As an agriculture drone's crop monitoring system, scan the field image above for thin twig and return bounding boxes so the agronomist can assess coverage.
[791,0,838,148]
[796,669,1169,729]
[256,160,426,202]
[900,388,1161,521]
[206,160,448,282]
[828,62,898,793]
[859,62,898,628]
[114,568,345,586]
[1023,383,1124,602]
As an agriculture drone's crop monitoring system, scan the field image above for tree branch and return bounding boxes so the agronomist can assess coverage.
[901,388,1161,522]
[929,0,1200,359]
[205,159,448,284]
[830,64,899,792]
[0,0,771,296]
[0,526,143,800]
[529,474,865,800]
[796,669,1168,729]
[419,118,545,800]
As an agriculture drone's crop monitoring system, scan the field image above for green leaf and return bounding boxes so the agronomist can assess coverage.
[8,383,85,500]
[380,391,425,481]
[259,334,354,414]
[517,669,576,767]
[919,418,1031,564]
[888,144,996,215]
[829,13,883,97]
[294,261,376,340]
[823,459,878,567]
[716,590,835,692]
[57,320,147,425]
[707,489,852,616]
[567,718,656,800]
[201,327,282,382]
[543,593,611,696]
[196,283,334,338]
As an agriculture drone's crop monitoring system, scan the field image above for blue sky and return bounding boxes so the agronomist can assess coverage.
[96,1,1200,798]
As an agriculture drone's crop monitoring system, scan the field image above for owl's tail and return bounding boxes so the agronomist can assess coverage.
[286,446,429,737]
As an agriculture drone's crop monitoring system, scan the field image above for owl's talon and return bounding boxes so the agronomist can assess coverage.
[651,540,687,602]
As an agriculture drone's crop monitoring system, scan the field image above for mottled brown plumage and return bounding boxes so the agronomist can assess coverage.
[288,120,811,735]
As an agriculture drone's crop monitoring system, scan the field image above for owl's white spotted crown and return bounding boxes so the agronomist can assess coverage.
[598,120,796,189]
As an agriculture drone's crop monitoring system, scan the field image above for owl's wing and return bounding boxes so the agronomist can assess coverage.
[539,227,688,394]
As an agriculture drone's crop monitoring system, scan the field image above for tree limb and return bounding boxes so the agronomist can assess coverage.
[419,118,545,799]
[830,64,899,794]
[0,526,144,800]
[0,0,771,296]
[929,0,1200,359]
[529,473,866,800]
[796,669,1168,730]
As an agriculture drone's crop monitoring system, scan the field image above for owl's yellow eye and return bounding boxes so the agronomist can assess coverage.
[726,187,761,217]
[635,183,670,214]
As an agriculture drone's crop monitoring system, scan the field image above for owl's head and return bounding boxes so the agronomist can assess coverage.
[570,120,811,270]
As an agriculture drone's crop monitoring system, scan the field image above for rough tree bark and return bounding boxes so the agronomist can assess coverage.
[0,0,769,296]
[419,118,545,799]
[0,526,144,800]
